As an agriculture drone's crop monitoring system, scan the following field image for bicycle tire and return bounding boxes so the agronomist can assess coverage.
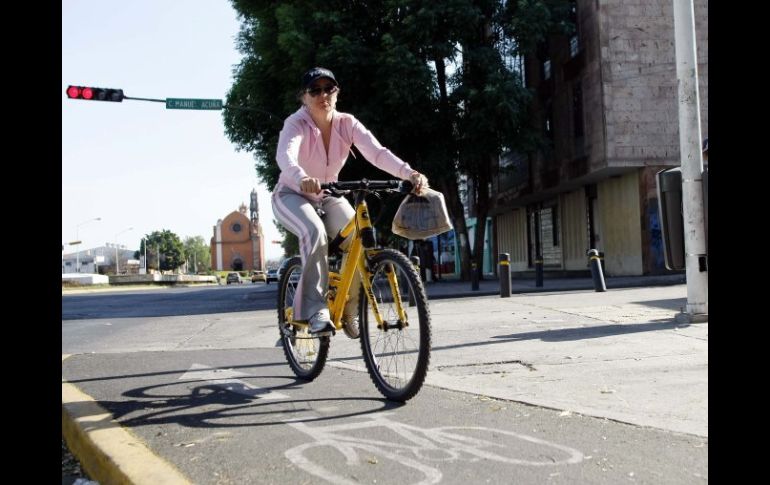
[277,256,329,380]
[359,249,431,401]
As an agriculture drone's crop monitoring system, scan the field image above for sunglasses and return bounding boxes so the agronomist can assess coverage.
[306,85,339,97]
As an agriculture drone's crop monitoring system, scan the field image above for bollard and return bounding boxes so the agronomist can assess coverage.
[471,261,479,291]
[409,256,420,306]
[587,249,607,292]
[535,255,544,287]
[499,253,511,298]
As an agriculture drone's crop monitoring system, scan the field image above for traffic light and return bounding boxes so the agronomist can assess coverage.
[66,85,124,102]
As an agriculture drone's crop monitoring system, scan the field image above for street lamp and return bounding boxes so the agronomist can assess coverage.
[114,227,134,275]
[75,217,101,273]
[141,236,147,274]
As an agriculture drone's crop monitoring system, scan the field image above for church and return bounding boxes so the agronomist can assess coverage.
[210,189,265,272]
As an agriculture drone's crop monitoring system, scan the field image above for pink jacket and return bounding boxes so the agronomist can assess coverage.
[276,106,414,200]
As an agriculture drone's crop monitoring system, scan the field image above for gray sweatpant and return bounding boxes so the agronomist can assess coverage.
[271,184,361,321]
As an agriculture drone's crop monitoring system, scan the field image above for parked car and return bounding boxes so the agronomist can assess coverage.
[266,269,279,284]
[251,271,266,283]
[226,272,243,284]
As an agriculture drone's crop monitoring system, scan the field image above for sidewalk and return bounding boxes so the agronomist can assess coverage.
[63,273,706,483]
[422,273,686,299]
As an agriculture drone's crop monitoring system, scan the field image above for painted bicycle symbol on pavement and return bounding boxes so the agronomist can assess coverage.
[284,412,584,484]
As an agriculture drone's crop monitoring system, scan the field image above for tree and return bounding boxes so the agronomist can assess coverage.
[183,236,211,273]
[275,219,299,258]
[138,230,185,272]
[224,0,572,280]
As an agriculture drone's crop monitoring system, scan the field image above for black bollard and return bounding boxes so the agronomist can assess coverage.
[535,255,543,287]
[409,256,420,306]
[471,261,479,291]
[587,249,607,292]
[499,253,511,298]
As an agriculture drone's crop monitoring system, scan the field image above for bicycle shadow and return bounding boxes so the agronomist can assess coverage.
[75,377,406,432]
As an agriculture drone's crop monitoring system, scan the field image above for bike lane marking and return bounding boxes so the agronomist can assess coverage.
[178,363,290,399]
[281,412,584,485]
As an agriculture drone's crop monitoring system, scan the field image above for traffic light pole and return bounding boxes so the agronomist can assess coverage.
[673,0,707,322]
[68,86,281,121]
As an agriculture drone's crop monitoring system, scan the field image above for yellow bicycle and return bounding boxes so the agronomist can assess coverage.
[277,179,432,401]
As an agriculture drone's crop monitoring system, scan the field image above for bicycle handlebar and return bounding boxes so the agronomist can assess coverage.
[321,179,413,194]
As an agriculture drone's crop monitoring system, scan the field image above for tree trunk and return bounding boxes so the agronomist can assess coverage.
[433,53,471,281]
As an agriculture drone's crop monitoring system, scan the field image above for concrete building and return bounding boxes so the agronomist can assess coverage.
[62,244,137,274]
[210,189,266,272]
[493,0,707,276]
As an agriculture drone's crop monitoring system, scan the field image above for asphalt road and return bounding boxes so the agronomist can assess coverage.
[62,284,707,484]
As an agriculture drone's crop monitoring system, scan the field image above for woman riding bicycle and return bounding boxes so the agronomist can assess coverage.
[271,67,429,337]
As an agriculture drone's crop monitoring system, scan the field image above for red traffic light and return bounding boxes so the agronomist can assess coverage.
[66,85,124,102]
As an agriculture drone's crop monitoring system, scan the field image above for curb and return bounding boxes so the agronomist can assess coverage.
[62,355,192,485]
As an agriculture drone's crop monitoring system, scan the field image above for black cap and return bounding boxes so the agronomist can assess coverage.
[302,67,338,90]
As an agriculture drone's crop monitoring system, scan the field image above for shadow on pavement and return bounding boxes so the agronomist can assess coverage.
[431,320,687,354]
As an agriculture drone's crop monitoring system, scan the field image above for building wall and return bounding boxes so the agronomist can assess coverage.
[560,188,589,270]
[493,0,706,277]
[597,172,643,275]
[601,0,708,166]
[211,211,253,271]
[496,209,528,272]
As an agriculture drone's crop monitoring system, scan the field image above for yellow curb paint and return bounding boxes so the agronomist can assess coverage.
[62,381,192,484]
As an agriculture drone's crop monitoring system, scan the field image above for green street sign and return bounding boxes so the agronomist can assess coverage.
[166,98,223,110]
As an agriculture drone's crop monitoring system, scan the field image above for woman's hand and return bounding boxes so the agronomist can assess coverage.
[410,171,429,195]
[299,176,322,194]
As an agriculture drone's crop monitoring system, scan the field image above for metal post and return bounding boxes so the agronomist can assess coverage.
[535,255,543,287]
[115,227,134,275]
[587,249,607,292]
[499,253,511,298]
[471,261,479,291]
[74,217,101,273]
[673,0,708,321]
[409,256,420,306]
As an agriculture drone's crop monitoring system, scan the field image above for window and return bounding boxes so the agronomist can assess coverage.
[570,36,579,58]
[572,82,584,137]
[232,222,242,233]
[569,0,580,58]
[544,99,554,140]
[543,59,552,80]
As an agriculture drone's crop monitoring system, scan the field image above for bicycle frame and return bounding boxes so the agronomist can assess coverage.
[325,191,408,332]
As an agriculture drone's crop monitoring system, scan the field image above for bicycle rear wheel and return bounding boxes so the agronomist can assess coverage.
[277,256,329,380]
[360,249,431,401]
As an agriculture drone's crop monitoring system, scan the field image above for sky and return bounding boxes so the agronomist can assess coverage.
[62,0,284,262]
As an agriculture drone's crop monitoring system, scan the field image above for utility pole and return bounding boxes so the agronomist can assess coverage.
[672,0,707,321]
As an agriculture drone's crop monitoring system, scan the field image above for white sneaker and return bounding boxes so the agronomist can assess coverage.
[308,309,334,336]
[342,315,360,339]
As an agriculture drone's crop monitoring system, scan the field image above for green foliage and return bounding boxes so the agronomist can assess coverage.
[183,236,211,273]
[274,219,299,257]
[139,230,186,272]
[225,0,573,274]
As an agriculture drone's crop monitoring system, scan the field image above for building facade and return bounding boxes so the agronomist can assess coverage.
[493,0,707,276]
[210,189,266,272]
[62,245,138,274]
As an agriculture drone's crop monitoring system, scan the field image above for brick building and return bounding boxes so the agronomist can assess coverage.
[493,0,707,276]
[210,189,266,272]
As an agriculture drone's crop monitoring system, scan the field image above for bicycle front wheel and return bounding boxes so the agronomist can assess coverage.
[360,249,431,401]
[277,256,329,380]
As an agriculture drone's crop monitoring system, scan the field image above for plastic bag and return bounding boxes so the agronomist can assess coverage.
[392,188,453,240]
